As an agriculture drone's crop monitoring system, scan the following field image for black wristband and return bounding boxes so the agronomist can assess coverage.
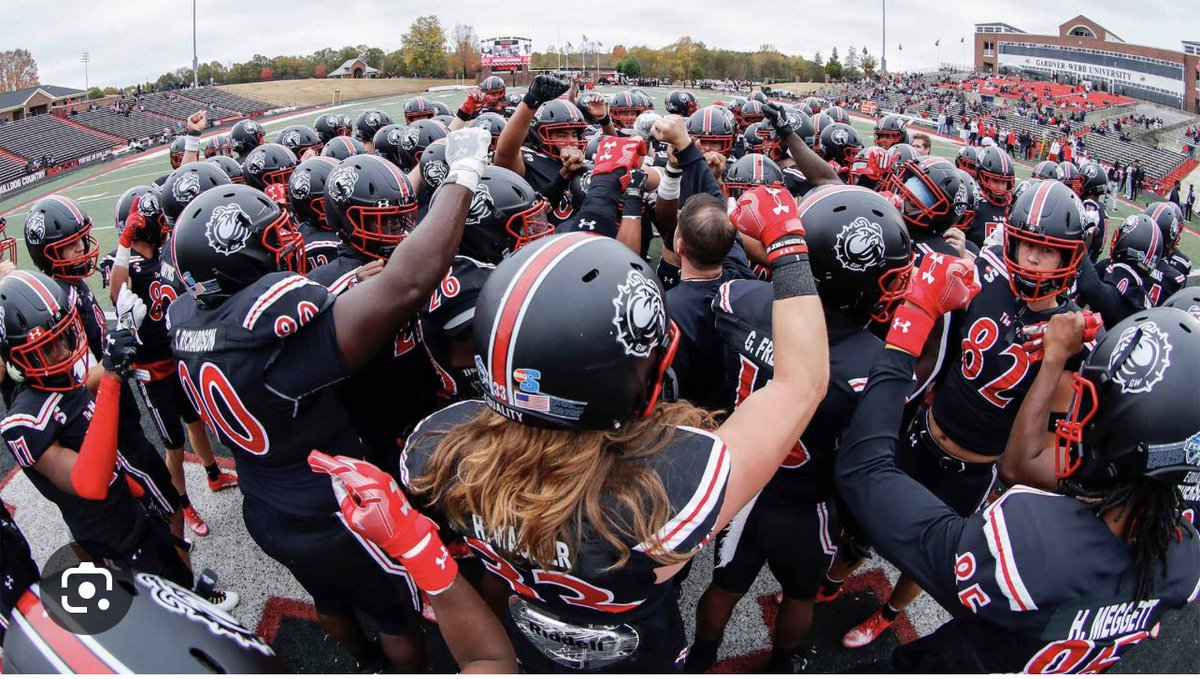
[621,194,643,218]
[522,93,542,110]
[597,113,612,127]
[771,256,817,300]
[187,129,202,137]
[456,108,472,122]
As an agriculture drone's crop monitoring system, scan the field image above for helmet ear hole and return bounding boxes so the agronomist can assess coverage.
[582,269,599,283]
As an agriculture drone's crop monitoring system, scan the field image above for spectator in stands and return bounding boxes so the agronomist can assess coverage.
[910,133,931,156]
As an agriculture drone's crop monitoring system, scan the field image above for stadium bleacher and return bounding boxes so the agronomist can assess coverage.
[69,109,175,141]
[0,115,113,166]
[138,93,207,120]
[0,156,25,185]
[176,87,271,115]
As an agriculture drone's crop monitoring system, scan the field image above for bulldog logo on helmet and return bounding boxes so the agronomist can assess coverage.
[1109,320,1172,394]
[422,160,448,187]
[281,130,301,149]
[204,203,254,255]
[466,183,495,225]
[138,192,161,217]
[401,126,422,151]
[327,166,358,204]
[172,171,202,204]
[830,127,850,146]
[245,149,267,175]
[835,217,886,272]
[289,169,311,200]
[612,269,667,358]
[25,211,45,244]
[366,112,381,128]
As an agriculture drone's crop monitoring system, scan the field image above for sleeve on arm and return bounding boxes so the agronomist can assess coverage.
[677,143,723,203]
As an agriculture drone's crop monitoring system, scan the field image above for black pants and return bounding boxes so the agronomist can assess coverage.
[894,407,998,517]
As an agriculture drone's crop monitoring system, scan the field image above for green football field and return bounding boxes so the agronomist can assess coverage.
[1,85,1195,309]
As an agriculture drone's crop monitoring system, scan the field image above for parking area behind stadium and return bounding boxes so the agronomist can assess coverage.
[0,85,1195,673]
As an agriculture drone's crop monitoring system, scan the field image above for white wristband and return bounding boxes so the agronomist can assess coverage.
[658,170,681,201]
[115,245,132,268]
[183,136,200,153]
[446,157,486,193]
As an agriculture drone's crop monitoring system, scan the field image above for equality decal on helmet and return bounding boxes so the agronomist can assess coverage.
[1109,320,1171,394]
[204,203,254,255]
[400,126,422,151]
[327,166,358,205]
[245,148,267,175]
[289,169,311,200]
[611,269,667,358]
[25,211,45,244]
[466,183,495,225]
[173,171,202,204]
[835,216,886,272]
[135,573,275,656]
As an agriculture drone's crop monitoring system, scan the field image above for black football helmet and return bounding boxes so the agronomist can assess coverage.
[321,135,367,161]
[1004,180,1087,302]
[169,136,188,169]
[430,101,452,117]
[1162,286,1200,321]
[530,100,588,156]
[760,107,811,159]
[0,270,89,391]
[737,100,766,128]
[819,123,863,166]
[419,138,449,189]
[1055,307,1200,488]
[801,184,913,324]
[287,157,340,228]
[24,195,99,279]
[723,153,783,199]
[276,125,323,158]
[796,102,814,117]
[810,112,835,157]
[803,96,824,114]
[825,105,850,125]
[230,119,265,156]
[1031,160,1058,179]
[469,112,506,152]
[403,97,435,124]
[665,90,698,117]
[741,123,768,156]
[396,119,449,170]
[472,233,677,430]
[1055,161,1082,195]
[891,156,963,234]
[203,133,232,158]
[162,161,232,227]
[460,166,552,264]
[874,115,907,149]
[207,155,244,184]
[1109,214,1163,275]
[1,571,283,673]
[314,113,352,143]
[687,106,736,157]
[728,97,747,116]
[354,109,393,142]
[170,183,306,307]
[849,146,890,190]
[480,75,506,103]
[241,142,298,191]
[433,114,456,128]
[1144,202,1182,257]
[954,170,980,230]
[975,145,1016,207]
[1077,161,1109,199]
[954,145,978,177]
[324,154,419,260]
[882,143,919,188]
[371,124,407,168]
[608,91,645,128]
[747,91,768,105]
[115,185,169,247]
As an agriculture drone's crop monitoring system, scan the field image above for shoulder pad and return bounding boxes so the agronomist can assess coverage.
[635,426,730,556]
[235,272,334,340]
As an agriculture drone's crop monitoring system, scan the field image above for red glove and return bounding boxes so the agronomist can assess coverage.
[458,89,486,120]
[730,185,807,267]
[1020,310,1103,362]
[592,136,647,184]
[120,196,142,248]
[886,252,980,356]
[264,183,288,204]
[308,451,457,594]
[125,474,145,498]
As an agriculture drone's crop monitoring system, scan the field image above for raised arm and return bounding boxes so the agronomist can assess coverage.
[331,128,489,370]
[493,75,571,178]
[761,102,841,187]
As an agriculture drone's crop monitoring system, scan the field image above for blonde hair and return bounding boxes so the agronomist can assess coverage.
[411,401,715,570]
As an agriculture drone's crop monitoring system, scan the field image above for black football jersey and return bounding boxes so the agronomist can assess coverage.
[1099,261,1152,313]
[967,200,1008,248]
[99,249,180,364]
[0,501,38,641]
[58,279,106,360]
[1149,260,1187,307]
[1165,251,1192,281]
[713,279,880,503]
[308,249,438,462]
[520,147,575,225]
[299,223,340,272]
[781,166,816,198]
[931,246,1085,458]
[168,272,363,518]
[418,256,495,402]
[0,385,144,557]
[401,400,730,625]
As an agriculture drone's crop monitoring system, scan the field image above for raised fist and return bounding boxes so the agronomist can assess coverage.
[522,75,571,109]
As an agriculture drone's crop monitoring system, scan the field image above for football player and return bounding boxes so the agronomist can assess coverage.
[340,181,831,672]
[353,108,393,153]
[229,118,265,162]
[0,271,235,610]
[689,186,912,673]
[1144,201,1189,305]
[101,187,238,541]
[275,124,323,159]
[314,112,352,144]
[1076,161,1110,260]
[874,115,908,149]
[968,145,1015,247]
[287,156,342,271]
[836,255,1200,671]
[167,128,489,670]
[1084,213,1163,326]
[0,502,38,644]
[839,179,1092,649]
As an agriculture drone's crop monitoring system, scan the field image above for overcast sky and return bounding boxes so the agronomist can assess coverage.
[16,0,1186,90]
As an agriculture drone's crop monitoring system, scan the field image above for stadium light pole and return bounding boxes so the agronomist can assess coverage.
[81,52,90,91]
[191,0,199,88]
[881,0,888,74]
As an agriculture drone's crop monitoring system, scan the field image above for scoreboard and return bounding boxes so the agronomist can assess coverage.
[480,36,532,71]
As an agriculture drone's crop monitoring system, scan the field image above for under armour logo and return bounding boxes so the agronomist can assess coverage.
[892,318,911,333]
[765,187,790,215]
[580,219,596,230]
[928,253,945,265]
[435,548,449,570]
[921,270,936,284]
[599,140,618,160]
